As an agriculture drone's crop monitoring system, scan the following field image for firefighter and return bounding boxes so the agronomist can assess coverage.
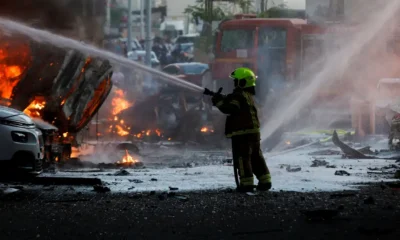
[211,67,272,192]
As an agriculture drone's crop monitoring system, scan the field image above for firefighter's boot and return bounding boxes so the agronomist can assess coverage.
[256,173,272,191]
[256,182,272,191]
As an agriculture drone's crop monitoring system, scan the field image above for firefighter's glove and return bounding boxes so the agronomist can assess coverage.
[211,94,224,106]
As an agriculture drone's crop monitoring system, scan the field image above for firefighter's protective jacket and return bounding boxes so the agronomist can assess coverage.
[213,88,260,138]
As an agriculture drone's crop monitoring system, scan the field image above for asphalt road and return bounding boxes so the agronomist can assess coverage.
[0,184,399,240]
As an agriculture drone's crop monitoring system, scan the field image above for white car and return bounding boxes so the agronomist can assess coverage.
[127,50,160,68]
[0,106,44,174]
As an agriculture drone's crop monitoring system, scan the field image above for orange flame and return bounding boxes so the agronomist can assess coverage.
[112,89,133,115]
[0,40,30,101]
[70,147,79,158]
[23,100,46,118]
[200,127,214,133]
[116,125,129,136]
[117,150,139,164]
[0,65,23,100]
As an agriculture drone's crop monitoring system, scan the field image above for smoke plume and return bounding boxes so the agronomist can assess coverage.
[0,0,75,30]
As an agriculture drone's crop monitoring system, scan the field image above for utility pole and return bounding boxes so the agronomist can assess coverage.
[144,0,152,67]
[105,0,111,35]
[127,0,133,52]
[140,0,145,40]
[260,0,265,12]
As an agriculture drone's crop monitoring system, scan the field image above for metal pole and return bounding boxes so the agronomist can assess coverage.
[140,0,145,40]
[145,0,152,67]
[260,0,265,12]
[105,0,111,35]
[127,0,133,52]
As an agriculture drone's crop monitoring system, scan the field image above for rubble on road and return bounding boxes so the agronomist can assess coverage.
[309,149,341,156]
[310,159,329,167]
[93,184,110,193]
[113,169,131,176]
[286,165,302,173]
[335,170,351,176]
[332,130,400,160]
[0,187,20,196]
[128,179,143,183]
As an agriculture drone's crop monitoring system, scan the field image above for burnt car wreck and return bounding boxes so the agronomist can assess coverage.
[0,33,113,163]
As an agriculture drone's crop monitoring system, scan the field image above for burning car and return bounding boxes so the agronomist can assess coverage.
[0,33,113,162]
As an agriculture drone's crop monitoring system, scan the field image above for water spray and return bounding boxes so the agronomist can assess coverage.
[260,0,400,144]
[0,18,204,93]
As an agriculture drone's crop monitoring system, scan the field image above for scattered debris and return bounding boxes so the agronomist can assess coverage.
[335,170,351,176]
[93,185,110,193]
[308,149,341,156]
[332,130,400,160]
[222,159,233,165]
[114,169,131,176]
[174,195,189,202]
[286,165,302,173]
[129,179,143,183]
[357,146,376,155]
[0,188,20,196]
[184,172,202,176]
[310,159,329,167]
[332,131,373,159]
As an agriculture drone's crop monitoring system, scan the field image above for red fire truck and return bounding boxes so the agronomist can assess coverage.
[210,14,355,103]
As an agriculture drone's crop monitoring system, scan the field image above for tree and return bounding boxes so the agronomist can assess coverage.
[257,3,305,19]
[184,0,253,22]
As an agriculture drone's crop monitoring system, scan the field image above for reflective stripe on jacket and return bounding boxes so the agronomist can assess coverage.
[214,88,260,138]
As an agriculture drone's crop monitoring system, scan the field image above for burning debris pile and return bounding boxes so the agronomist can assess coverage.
[92,83,224,146]
[116,150,140,166]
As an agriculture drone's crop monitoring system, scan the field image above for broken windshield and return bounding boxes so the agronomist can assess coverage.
[220,29,255,52]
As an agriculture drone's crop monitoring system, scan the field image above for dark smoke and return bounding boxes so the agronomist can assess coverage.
[0,0,78,30]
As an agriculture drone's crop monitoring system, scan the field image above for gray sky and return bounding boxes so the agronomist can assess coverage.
[286,0,306,9]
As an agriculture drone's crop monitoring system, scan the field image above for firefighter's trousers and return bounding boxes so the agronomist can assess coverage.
[231,134,271,187]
